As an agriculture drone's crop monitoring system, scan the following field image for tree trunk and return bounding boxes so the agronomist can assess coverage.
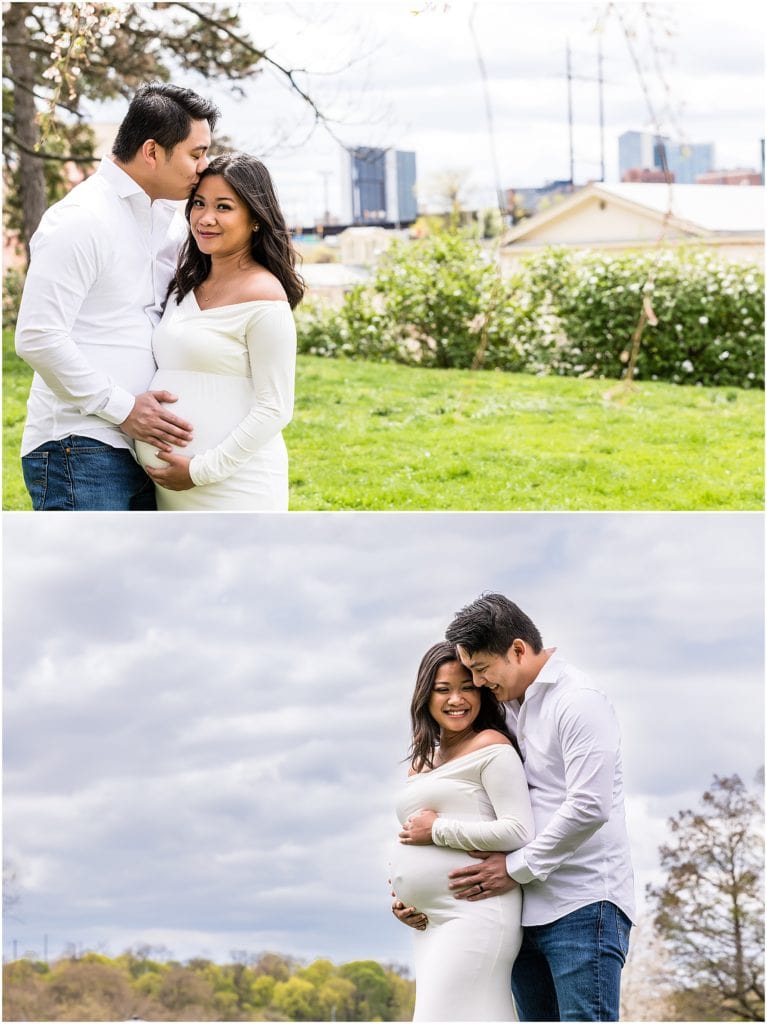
[5,2,48,260]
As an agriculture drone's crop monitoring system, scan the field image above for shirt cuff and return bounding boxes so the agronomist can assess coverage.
[99,387,136,426]
[505,849,536,884]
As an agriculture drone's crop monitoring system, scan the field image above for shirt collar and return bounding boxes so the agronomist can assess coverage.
[530,647,564,687]
[504,647,564,712]
[97,156,148,200]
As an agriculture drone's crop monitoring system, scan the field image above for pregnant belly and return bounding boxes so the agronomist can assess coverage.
[135,369,254,468]
[390,844,479,921]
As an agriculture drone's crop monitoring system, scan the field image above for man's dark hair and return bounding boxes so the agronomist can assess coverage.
[112,83,220,161]
[445,593,543,656]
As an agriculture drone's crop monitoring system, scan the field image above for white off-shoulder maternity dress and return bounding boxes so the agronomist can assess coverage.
[390,743,534,1022]
[136,291,296,510]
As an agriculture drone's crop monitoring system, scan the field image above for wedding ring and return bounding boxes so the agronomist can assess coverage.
[477,883,484,893]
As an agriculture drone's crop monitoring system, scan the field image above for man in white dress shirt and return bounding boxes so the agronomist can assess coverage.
[15,83,219,510]
[443,593,636,1021]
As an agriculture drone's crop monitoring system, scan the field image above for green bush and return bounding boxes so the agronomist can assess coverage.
[515,248,764,387]
[3,266,25,324]
[295,237,764,388]
[297,232,529,371]
[297,286,402,363]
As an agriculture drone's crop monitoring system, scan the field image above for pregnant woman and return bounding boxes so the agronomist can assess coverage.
[390,641,534,1022]
[137,153,304,509]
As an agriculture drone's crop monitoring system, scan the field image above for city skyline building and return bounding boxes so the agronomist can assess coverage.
[340,145,418,226]
[619,130,715,184]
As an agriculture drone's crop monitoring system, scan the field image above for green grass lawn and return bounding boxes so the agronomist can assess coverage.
[4,330,764,510]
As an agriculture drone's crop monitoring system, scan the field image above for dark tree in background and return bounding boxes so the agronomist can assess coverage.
[647,772,764,1021]
[2,1,263,254]
[2,1,338,256]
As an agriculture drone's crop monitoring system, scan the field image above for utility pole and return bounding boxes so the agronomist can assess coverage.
[319,170,331,228]
[566,39,575,188]
[597,34,605,181]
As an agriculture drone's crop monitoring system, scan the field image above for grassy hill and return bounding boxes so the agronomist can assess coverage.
[4,332,763,511]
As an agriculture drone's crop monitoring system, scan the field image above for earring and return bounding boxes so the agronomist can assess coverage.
[252,224,259,232]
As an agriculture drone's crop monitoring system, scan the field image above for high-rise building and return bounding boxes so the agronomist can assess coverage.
[340,146,417,225]
[387,149,418,224]
[666,141,715,184]
[619,130,714,184]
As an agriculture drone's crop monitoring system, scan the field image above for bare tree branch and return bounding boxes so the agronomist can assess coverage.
[4,133,96,163]
[171,0,350,146]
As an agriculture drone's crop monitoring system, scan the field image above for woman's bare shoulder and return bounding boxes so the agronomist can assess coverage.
[239,267,287,303]
[466,729,512,752]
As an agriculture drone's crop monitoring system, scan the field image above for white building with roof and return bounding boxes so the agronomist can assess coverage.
[501,182,764,268]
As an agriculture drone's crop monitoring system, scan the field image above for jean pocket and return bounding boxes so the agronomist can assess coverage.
[613,905,632,960]
[21,452,50,511]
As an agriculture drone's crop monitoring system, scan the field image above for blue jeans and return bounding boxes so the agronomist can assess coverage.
[512,901,632,1022]
[21,435,156,511]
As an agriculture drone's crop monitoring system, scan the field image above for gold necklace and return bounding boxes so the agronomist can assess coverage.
[197,278,224,306]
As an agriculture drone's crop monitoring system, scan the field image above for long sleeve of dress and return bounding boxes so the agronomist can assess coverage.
[189,302,297,487]
[431,745,535,852]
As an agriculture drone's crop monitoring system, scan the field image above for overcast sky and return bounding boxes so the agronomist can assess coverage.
[3,512,763,968]
[84,1,766,224]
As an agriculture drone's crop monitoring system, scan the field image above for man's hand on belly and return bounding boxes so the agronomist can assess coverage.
[121,390,194,450]
[448,851,518,901]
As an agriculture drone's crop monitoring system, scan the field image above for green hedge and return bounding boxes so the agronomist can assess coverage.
[295,236,764,388]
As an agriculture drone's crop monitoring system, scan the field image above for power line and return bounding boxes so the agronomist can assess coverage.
[468,3,506,218]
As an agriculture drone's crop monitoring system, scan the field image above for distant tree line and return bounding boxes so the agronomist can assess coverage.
[2,949,415,1022]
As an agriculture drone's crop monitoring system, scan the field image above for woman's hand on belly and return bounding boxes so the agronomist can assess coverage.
[399,809,438,845]
[144,451,195,491]
[392,898,428,931]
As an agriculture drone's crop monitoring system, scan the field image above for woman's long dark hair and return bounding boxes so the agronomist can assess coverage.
[408,641,518,773]
[169,152,305,309]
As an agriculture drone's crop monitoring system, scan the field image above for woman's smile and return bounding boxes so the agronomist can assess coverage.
[428,661,481,733]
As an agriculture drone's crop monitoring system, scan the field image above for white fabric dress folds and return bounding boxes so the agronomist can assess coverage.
[136,291,296,510]
[390,744,534,1022]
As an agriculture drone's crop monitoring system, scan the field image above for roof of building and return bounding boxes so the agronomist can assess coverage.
[598,182,764,232]
[505,181,765,246]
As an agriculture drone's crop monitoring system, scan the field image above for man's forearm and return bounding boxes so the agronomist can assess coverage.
[506,808,605,883]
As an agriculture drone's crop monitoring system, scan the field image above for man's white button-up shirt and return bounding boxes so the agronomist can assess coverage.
[16,158,187,455]
[504,650,636,927]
